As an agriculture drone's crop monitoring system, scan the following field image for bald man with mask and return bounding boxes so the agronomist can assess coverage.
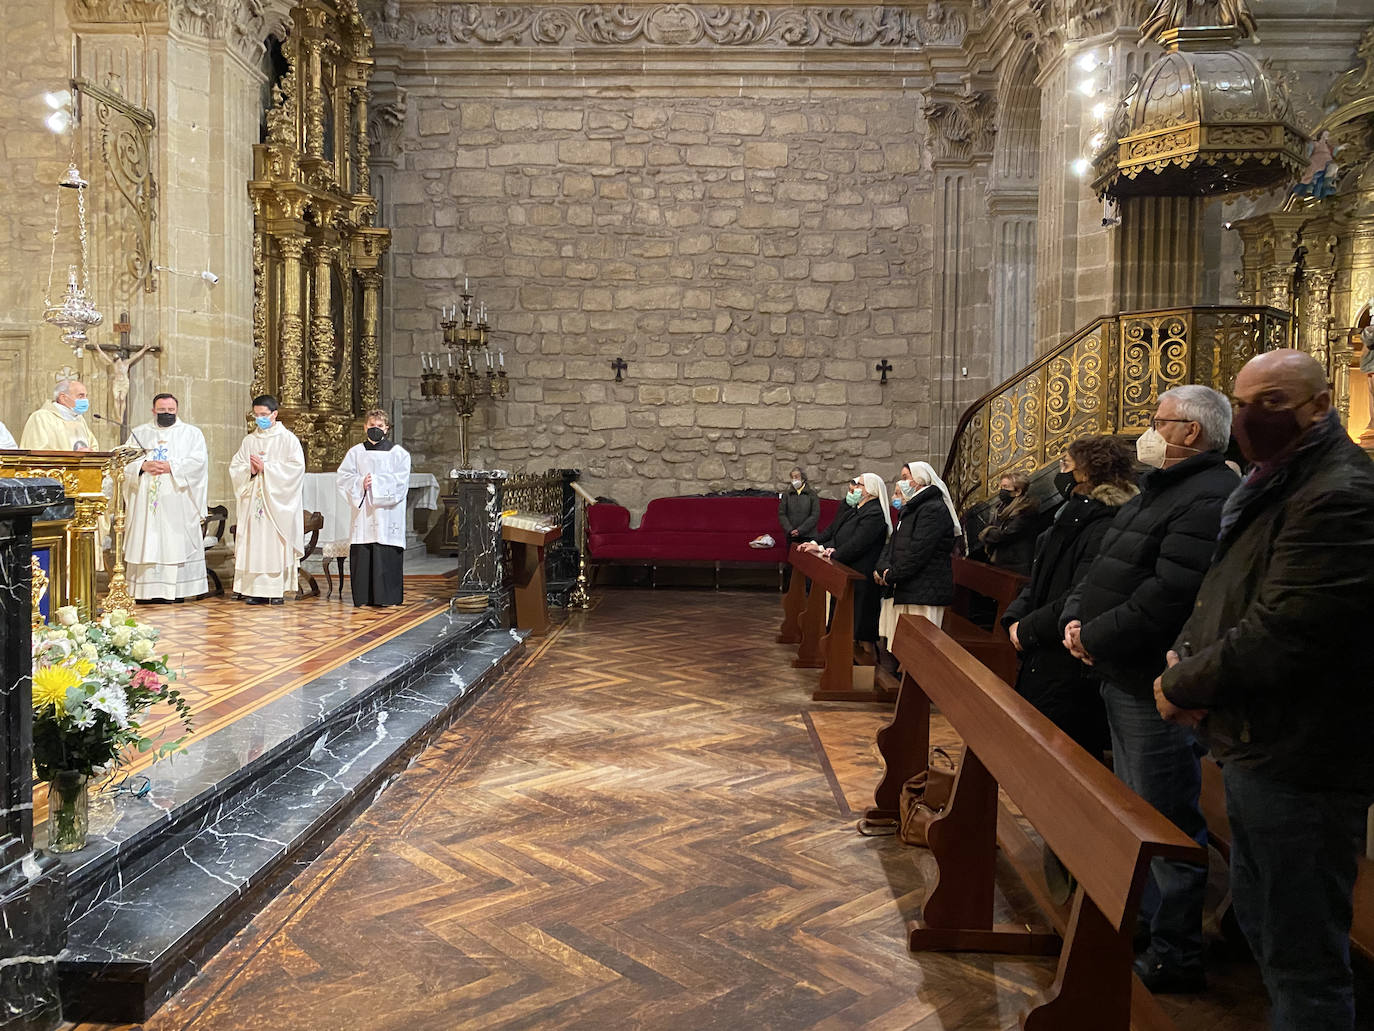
[1156,350,1374,1031]
[20,378,103,451]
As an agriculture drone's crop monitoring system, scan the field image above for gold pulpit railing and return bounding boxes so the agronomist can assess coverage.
[943,305,1293,509]
[0,451,111,621]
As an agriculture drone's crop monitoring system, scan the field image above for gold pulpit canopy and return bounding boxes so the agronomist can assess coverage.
[0,450,111,621]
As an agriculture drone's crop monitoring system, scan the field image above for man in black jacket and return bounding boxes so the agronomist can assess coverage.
[1156,351,1374,1030]
[1061,384,1239,993]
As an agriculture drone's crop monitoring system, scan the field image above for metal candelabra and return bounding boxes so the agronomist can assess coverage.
[419,289,509,468]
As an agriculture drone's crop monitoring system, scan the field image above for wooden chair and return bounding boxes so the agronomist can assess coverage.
[885,615,1204,1030]
[200,504,229,596]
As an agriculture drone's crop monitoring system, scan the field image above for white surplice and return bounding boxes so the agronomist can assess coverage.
[0,421,16,449]
[19,401,103,451]
[229,422,305,598]
[336,443,412,548]
[122,419,210,600]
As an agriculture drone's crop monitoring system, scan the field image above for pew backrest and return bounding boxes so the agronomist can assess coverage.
[891,613,1204,933]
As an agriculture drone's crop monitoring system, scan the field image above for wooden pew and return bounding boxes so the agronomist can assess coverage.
[776,545,806,646]
[942,557,1027,685]
[889,614,1204,1029]
[785,548,884,702]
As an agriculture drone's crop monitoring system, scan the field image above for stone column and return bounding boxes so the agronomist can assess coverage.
[309,243,339,410]
[0,477,70,1031]
[358,268,383,410]
[988,193,1039,381]
[924,86,997,456]
[277,235,308,407]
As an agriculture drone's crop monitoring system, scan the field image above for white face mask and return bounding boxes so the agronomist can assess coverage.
[1135,427,1169,469]
[791,479,803,490]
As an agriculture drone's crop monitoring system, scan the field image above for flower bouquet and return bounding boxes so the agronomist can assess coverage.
[31,605,193,852]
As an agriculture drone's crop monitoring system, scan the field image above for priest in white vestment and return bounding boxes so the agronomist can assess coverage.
[0,422,16,449]
[229,395,305,604]
[20,379,103,451]
[122,393,209,601]
[337,408,411,607]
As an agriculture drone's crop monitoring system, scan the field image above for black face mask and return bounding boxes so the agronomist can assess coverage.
[997,489,1013,506]
[365,427,386,444]
[156,412,176,428]
[1053,471,1076,498]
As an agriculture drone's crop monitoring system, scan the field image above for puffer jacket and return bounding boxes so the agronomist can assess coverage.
[778,483,820,539]
[1161,424,1374,791]
[1002,482,1136,748]
[876,485,956,606]
[1061,451,1238,698]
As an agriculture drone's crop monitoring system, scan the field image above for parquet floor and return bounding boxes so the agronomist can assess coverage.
[68,589,1276,1031]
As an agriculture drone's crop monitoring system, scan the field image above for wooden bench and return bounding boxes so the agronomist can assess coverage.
[783,548,887,703]
[942,557,1026,685]
[887,614,1204,1029]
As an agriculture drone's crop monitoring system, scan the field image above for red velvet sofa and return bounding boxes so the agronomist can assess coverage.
[587,494,840,584]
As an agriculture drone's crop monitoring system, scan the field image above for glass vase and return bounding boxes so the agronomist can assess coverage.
[47,770,90,853]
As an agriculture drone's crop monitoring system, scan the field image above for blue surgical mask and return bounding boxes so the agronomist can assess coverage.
[891,496,903,511]
[845,488,862,507]
[255,415,273,431]
[73,398,89,414]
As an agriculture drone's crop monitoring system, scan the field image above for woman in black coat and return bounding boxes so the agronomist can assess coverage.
[874,461,961,673]
[778,466,820,543]
[1001,435,1138,756]
[800,473,890,646]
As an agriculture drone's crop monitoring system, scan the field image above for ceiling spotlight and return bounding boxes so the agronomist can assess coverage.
[1077,52,1097,72]
[1092,102,1108,120]
[45,110,71,134]
[1078,79,1096,96]
[1072,158,1092,177]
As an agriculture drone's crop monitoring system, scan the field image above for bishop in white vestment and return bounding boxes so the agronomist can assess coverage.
[20,379,103,451]
[337,410,411,606]
[122,394,209,601]
[229,396,305,603]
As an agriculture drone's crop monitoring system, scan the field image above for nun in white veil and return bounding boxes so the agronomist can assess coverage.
[874,460,961,673]
[818,471,891,649]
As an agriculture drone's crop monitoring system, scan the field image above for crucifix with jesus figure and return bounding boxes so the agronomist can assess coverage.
[91,311,160,440]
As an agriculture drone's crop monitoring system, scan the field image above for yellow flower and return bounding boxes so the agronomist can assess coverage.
[73,659,95,678]
[32,666,80,715]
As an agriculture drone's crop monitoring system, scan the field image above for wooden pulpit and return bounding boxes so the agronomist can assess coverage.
[786,548,879,702]
[502,517,562,636]
[0,450,111,621]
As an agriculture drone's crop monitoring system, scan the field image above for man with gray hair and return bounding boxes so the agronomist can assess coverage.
[20,378,103,451]
[1060,383,1238,994]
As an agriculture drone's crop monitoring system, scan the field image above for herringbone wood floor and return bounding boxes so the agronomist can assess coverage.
[70,589,1275,1031]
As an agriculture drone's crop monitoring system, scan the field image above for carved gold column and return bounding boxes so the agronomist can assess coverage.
[277,235,307,407]
[353,86,371,196]
[305,39,325,161]
[1301,269,1335,375]
[309,242,339,410]
[251,228,269,398]
[359,267,382,409]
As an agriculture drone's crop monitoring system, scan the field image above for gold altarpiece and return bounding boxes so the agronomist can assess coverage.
[249,0,391,471]
[1231,25,1374,451]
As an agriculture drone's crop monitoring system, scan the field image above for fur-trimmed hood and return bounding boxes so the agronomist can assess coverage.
[1089,482,1138,507]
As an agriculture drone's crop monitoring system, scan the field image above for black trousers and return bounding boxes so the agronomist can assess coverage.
[350,543,404,607]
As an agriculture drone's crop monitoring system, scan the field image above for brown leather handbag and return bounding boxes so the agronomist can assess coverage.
[898,750,958,847]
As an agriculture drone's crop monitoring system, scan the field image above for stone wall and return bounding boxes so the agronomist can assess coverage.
[390,95,940,514]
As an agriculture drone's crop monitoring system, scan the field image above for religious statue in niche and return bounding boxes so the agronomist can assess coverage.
[1290,131,1339,202]
[1360,315,1374,441]
[1140,0,1259,44]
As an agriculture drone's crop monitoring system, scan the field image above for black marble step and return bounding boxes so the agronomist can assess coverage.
[53,612,525,1023]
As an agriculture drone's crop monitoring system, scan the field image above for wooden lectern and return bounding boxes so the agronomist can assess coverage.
[501,516,562,636]
[0,450,111,621]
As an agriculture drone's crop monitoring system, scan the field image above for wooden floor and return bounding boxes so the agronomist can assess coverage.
[68,589,1277,1030]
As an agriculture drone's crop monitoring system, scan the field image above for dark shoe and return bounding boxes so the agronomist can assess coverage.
[245,596,268,605]
[269,598,284,605]
[1133,951,1206,994]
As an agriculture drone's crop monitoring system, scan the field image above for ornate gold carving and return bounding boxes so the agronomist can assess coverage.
[251,0,390,471]
[358,268,382,410]
[252,229,268,397]
[31,556,49,631]
[944,306,1292,509]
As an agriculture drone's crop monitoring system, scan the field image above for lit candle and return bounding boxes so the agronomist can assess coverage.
[448,351,453,368]
[422,353,429,371]
[498,350,505,369]
[464,276,469,292]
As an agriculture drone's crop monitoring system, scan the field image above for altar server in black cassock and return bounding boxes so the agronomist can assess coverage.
[337,409,411,607]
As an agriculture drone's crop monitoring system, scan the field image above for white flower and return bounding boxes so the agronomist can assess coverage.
[132,622,158,640]
[55,606,79,627]
[70,707,97,729]
[88,685,130,728]
[111,626,133,649]
[107,608,129,626]
[80,643,99,663]
[130,639,155,662]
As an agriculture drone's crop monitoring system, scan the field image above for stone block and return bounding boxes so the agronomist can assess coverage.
[494,108,539,132]
[418,108,451,136]
[458,171,507,197]
[615,285,682,310]
[698,407,744,429]
[686,145,737,167]
[761,386,792,406]
[812,262,855,282]
[797,408,848,430]
[590,404,628,430]
[543,109,585,130]
[796,286,832,312]
[746,142,789,169]
[647,144,682,165]
[487,143,558,166]
[717,233,760,255]
[722,383,761,406]
[686,359,731,380]
[697,456,729,479]
[692,385,721,404]
[744,406,796,430]
[461,103,493,129]
[715,109,766,136]
[559,140,613,165]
